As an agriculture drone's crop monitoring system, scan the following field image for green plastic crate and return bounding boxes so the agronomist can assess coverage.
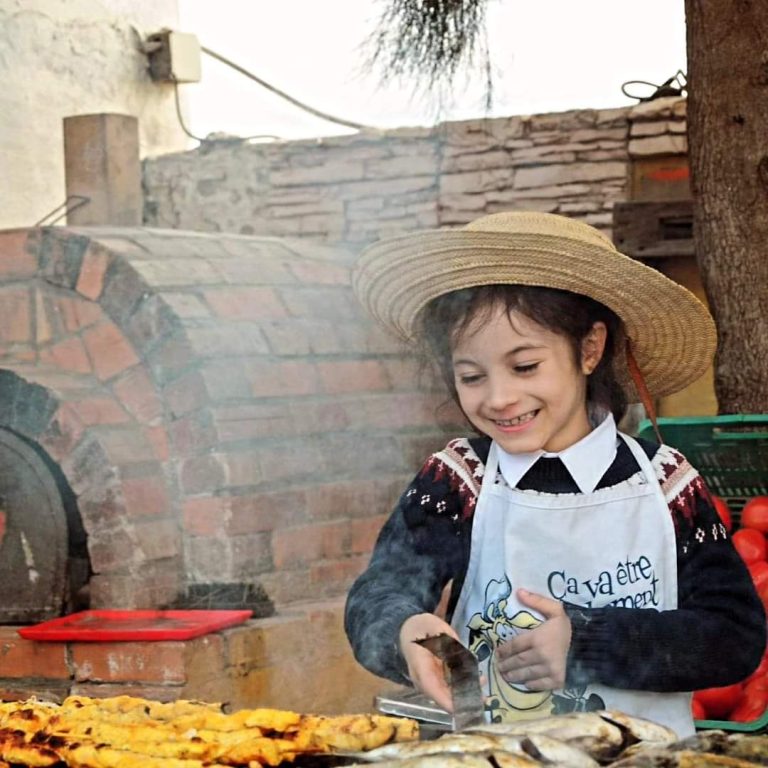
[694,710,768,733]
[637,414,768,519]
[638,415,768,732]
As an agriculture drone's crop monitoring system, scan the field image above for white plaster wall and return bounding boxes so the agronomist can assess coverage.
[0,0,188,229]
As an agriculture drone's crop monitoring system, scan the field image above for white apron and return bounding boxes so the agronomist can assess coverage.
[451,433,694,738]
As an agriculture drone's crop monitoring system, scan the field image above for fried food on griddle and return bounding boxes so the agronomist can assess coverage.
[0,694,418,767]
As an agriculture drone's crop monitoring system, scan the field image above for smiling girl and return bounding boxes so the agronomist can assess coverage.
[344,212,765,737]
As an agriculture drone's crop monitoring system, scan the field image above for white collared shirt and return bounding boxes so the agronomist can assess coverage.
[497,411,618,493]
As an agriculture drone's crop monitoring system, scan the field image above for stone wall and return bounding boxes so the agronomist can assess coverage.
[144,98,688,245]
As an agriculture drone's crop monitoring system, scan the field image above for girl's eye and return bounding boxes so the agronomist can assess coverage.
[457,374,484,385]
[514,363,539,374]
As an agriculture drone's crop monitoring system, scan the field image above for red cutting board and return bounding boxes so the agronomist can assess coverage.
[17,609,253,642]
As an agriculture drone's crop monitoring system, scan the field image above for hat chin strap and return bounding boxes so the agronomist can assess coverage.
[626,340,664,444]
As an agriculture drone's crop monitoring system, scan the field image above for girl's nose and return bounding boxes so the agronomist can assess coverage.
[486,376,519,410]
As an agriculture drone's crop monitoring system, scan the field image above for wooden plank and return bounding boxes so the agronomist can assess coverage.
[63,114,141,226]
[613,200,694,260]
[630,155,691,202]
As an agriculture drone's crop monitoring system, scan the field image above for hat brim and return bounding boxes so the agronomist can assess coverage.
[353,229,717,399]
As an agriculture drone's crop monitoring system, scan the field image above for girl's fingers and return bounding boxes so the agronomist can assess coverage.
[516,588,564,619]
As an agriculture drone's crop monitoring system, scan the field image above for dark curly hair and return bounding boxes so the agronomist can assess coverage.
[415,284,627,424]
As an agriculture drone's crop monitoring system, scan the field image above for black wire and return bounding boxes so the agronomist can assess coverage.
[34,196,90,227]
[173,81,208,143]
[201,45,372,131]
[173,81,284,144]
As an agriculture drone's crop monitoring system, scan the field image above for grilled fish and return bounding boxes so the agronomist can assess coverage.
[468,712,625,761]
[358,731,598,767]
[599,711,677,747]
[609,747,765,767]
[346,753,539,768]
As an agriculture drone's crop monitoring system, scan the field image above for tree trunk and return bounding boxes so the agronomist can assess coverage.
[684,0,768,412]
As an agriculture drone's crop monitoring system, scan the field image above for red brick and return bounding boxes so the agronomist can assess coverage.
[179,453,227,495]
[306,477,406,521]
[222,451,263,487]
[186,324,269,357]
[317,359,389,394]
[72,641,187,683]
[168,410,217,456]
[76,244,112,300]
[34,288,53,343]
[0,628,70,679]
[40,403,86,461]
[211,403,292,442]
[40,336,93,374]
[0,230,37,278]
[271,521,350,569]
[250,441,319,484]
[203,287,287,320]
[288,400,350,434]
[94,426,156,465]
[69,396,130,425]
[82,322,140,381]
[144,424,171,461]
[112,366,163,424]
[122,474,172,518]
[182,496,228,537]
[229,533,272,575]
[199,360,251,401]
[0,287,31,342]
[350,514,388,554]
[227,490,307,534]
[309,555,369,595]
[57,295,103,332]
[288,260,349,285]
[244,360,320,397]
[88,527,137,571]
[133,519,180,560]
[381,357,421,390]
[164,370,208,418]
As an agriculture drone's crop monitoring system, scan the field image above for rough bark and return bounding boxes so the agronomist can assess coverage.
[684,0,768,412]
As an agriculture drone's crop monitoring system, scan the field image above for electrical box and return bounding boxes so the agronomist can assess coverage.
[146,30,202,83]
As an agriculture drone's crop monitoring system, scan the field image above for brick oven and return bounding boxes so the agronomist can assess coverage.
[0,225,463,710]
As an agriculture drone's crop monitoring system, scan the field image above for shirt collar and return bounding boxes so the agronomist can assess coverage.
[497,411,618,493]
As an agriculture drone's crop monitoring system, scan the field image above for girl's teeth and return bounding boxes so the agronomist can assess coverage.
[497,412,535,426]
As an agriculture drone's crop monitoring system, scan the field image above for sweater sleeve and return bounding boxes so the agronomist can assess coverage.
[344,441,475,684]
[565,444,766,692]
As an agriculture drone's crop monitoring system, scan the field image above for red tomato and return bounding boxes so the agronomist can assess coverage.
[694,683,743,719]
[742,497,768,533]
[712,495,733,532]
[732,528,768,564]
[691,697,707,720]
[746,654,768,684]
[744,676,768,696]
[730,687,768,723]
[748,560,768,599]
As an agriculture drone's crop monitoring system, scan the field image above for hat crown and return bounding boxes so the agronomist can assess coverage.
[463,211,616,251]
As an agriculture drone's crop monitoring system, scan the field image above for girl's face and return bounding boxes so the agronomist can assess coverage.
[451,305,606,454]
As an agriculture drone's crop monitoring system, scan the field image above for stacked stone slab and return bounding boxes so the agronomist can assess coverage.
[144,97,687,246]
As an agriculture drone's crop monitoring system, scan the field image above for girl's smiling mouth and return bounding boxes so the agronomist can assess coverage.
[492,410,539,429]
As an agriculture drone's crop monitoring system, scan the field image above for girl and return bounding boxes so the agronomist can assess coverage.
[344,211,765,738]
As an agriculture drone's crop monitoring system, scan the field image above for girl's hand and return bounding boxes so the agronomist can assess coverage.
[495,589,572,691]
[399,613,460,712]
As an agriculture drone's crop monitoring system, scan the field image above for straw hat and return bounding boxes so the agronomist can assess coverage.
[352,211,717,398]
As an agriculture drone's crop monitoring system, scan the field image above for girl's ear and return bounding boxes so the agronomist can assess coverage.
[581,321,607,375]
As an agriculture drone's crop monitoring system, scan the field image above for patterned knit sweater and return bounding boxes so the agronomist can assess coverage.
[345,435,766,692]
